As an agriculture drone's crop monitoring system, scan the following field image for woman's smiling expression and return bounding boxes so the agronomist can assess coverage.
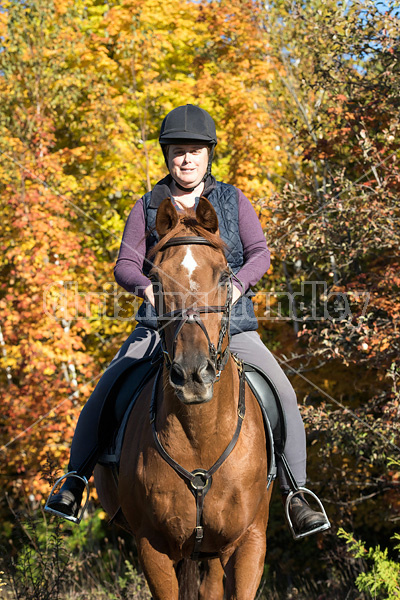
[168,144,209,189]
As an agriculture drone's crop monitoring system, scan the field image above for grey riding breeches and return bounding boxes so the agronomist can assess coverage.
[69,326,306,491]
[229,330,306,491]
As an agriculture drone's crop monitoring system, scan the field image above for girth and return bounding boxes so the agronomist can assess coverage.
[150,359,246,561]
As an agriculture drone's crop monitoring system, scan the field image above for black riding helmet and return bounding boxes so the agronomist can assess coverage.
[159,104,217,190]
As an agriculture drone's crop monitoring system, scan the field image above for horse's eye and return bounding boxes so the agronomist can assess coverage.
[218,271,230,286]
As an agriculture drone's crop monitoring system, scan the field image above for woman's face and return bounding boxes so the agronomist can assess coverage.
[168,144,209,189]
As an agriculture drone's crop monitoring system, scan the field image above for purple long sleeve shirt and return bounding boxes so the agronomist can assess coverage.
[114,188,270,297]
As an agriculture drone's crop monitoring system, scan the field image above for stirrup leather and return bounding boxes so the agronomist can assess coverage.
[285,487,331,540]
[44,471,89,524]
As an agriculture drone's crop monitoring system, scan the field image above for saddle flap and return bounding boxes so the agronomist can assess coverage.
[98,358,161,467]
[113,359,159,423]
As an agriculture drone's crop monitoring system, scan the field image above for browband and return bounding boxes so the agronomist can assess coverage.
[160,236,215,250]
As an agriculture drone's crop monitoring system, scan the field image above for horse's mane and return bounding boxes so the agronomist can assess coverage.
[148,209,227,259]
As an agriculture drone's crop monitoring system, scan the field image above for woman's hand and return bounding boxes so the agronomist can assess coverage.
[144,283,155,307]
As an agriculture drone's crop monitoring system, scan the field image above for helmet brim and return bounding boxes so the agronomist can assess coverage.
[159,133,217,145]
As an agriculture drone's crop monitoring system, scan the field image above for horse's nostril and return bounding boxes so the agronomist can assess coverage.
[170,362,186,387]
[195,360,216,384]
[171,358,216,389]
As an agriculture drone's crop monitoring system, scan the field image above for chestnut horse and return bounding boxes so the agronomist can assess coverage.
[95,197,272,599]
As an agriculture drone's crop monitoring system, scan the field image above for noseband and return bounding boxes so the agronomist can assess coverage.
[154,235,233,379]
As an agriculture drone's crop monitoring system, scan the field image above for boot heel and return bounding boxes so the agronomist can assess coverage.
[45,471,89,524]
[285,487,331,540]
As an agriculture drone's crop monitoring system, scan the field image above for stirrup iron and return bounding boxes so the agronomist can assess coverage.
[44,471,89,524]
[285,487,331,540]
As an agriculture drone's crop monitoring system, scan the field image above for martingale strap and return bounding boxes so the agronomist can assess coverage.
[150,362,246,561]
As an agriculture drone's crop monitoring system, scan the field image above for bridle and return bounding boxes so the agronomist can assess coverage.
[149,233,246,560]
[153,235,233,379]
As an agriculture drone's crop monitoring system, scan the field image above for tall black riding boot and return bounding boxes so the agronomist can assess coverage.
[46,471,87,520]
[283,491,330,539]
[45,366,113,522]
[45,432,101,523]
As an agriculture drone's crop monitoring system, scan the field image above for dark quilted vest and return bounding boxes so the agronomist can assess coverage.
[136,181,258,335]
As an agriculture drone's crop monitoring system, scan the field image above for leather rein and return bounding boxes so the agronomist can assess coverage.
[149,234,247,560]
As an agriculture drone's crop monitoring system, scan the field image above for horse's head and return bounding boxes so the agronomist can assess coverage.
[150,197,231,404]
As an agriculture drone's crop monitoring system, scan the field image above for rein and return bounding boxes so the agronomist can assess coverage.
[150,234,246,560]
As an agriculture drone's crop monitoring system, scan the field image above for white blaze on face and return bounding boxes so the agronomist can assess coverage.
[181,247,199,291]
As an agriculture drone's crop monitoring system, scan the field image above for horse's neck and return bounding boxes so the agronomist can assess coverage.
[159,358,239,460]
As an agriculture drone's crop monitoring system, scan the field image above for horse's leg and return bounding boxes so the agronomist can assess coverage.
[199,559,224,600]
[222,528,267,600]
[136,534,179,600]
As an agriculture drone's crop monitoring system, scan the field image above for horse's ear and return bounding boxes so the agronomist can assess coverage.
[156,198,179,238]
[196,197,219,234]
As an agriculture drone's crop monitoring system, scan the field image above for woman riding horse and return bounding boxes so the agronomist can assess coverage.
[46,104,330,539]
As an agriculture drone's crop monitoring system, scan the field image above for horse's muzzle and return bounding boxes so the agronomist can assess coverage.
[169,357,216,404]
